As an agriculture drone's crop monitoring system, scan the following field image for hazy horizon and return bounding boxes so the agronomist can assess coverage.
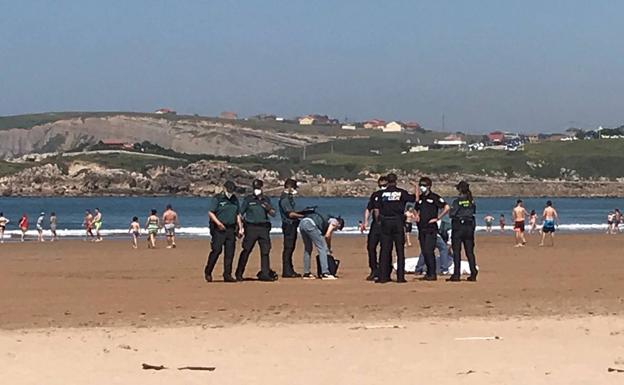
[2,1,624,134]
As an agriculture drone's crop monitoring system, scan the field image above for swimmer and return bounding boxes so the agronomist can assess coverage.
[483,214,495,233]
[145,209,160,249]
[129,216,140,249]
[512,200,528,247]
[539,200,559,247]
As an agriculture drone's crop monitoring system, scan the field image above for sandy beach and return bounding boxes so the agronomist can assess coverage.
[1,233,624,384]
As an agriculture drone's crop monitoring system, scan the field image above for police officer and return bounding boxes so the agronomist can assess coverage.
[374,173,416,283]
[448,180,478,282]
[415,177,450,281]
[361,176,388,280]
[204,180,244,283]
[278,178,303,278]
[235,179,277,282]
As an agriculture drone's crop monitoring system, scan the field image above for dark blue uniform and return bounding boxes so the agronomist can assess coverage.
[416,192,447,279]
[449,194,478,280]
[375,186,416,282]
[366,190,384,278]
[278,191,299,276]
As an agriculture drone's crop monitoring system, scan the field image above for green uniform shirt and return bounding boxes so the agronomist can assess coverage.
[279,192,299,225]
[208,193,240,226]
[241,194,274,224]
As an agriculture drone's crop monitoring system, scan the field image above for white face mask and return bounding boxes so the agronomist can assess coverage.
[290,188,298,195]
[253,189,262,196]
[419,186,429,194]
[380,186,387,190]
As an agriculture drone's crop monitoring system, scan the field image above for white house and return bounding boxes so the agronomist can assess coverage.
[341,124,356,130]
[383,121,404,133]
[409,145,430,153]
[435,134,466,147]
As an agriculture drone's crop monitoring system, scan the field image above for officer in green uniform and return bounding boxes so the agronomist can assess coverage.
[204,180,244,283]
[235,179,277,281]
[448,180,478,282]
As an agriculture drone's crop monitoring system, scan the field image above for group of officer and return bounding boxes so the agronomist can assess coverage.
[203,173,479,284]
[363,173,478,283]
[203,177,343,282]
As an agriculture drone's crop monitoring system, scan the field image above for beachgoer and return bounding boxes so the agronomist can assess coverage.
[0,213,9,243]
[162,204,179,249]
[84,210,94,241]
[92,208,103,242]
[484,214,494,233]
[539,200,559,247]
[374,173,416,283]
[235,179,277,282]
[412,177,449,281]
[18,214,28,242]
[129,216,140,249]
[529,209,537,234]
[278,178,303,278]
[36,212,45,242]
[361,175,388,281]
[49,212,57,242]
[404,207,414,247]
[204,180,244,283]
[145,209,160,248]
[614,209,622,234]
[499,214,506,232]
[299,210,343,280]
[512,200,528,247]
[448,181,478,282]
[607,211,614,234]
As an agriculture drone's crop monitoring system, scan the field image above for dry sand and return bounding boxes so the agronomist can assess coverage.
[1,233,624,384]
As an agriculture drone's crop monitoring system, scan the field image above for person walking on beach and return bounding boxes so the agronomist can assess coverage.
[235,179,277,282]
[145,209,160,248]
[614,208,622,234]
[0,213,9,243]
[92,208,103,242]
[278,178,303,278]
[129,216,140,249]
[539,200,559,247]
[360,175,388,281]
[162,204,179,249]
[204,180,244,283]
[413,177,450,281]
[49,212,57,242]
[84,210,94,241]
[18,214,28,242]
[484,214,494,233]
[36,212,46,242]
[404,206,414,247]
[512,200,528,247]
[499,214,506,232]
[299,210,343,280]
[447,181,478,282]
[529,210,537,234]
[374,173,416,283]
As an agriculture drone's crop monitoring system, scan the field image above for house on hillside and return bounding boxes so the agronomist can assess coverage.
[434,134,467,148]
[298,116,316,125]
[409,145,429,153]
[404,121,422,131]
[220,111,238,120]
[363,119,386,129]
[527,134,540,143]
[487,131,505,144]
[155,108,176,115]
[341,124,357,130]
[383,121,405,133]
[100,139,134,150]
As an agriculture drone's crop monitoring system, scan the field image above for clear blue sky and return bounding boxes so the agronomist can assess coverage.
[2,0,623,133]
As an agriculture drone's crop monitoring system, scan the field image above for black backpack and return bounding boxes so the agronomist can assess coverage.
[316,254,340,277]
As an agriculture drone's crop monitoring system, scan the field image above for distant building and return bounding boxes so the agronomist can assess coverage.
[527,134,540,143]
[409,145,429,153]
[363,119,386,129]
[404,121,422,131]
[299,116,316,125]
[99,139,134,149]
[341,124,357,130]
[220,111,238,120]
[435,134,466,147]
[487,131,505,144]
[155,108,176,115]
[383,121,405,133]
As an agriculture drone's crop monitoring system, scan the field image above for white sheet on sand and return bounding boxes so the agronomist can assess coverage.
[394,258,477,275]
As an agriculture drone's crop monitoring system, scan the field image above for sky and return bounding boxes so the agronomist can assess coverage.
[1,0,623,133]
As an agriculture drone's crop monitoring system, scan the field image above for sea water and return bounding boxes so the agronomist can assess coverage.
[0,196,622,239]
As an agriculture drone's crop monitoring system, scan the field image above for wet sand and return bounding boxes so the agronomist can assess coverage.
[1,233,623,384]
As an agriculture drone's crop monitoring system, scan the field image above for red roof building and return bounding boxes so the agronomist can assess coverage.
[487,131,505,144]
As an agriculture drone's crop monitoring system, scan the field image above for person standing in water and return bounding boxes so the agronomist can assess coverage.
[162,204,179,249]
[36,212,46,242]
[499,214,506,232]
[145,209,160,249]
[84,210,94,241]
[92,208,103,242]
[529,210,537,234]
[539,201,559,246]
[483,214,494,233]
[448,181,478,282]
[129,216,140,249]
[49,212,57,242]
[18,214,28,242]
[0,213,9,243]
[614,208,622,234]
[512,200,528,247]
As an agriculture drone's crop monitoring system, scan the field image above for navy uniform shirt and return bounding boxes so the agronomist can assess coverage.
[376,186,416,218]
[416,192,447,232]
[240,194,274,224]
[208,192,240,226]
[366,189,384,225]
[279,192,299,226]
